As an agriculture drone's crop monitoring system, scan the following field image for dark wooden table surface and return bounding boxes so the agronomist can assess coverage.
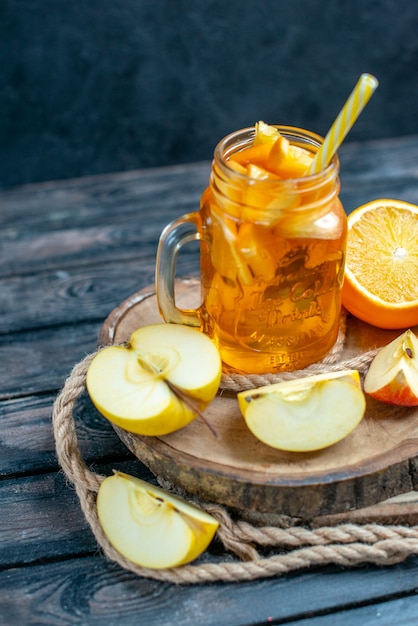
[2,135,418,625]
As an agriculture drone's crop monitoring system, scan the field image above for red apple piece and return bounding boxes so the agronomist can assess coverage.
[364,329,418,406]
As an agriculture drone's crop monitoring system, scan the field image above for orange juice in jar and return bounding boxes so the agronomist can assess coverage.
[156,123,347,374]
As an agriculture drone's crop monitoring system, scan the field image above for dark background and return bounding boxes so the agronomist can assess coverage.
[1,0,418,188]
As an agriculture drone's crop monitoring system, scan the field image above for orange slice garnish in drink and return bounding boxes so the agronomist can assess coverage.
[253,120,281,145]
[228,122,313,179]
[243,164,284,221]
[228,122,283,167]
[342,199,418,329]
[228,142,272,167]
[266,140,312,178]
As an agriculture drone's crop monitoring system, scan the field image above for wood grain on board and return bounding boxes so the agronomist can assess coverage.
[99,280,418,522]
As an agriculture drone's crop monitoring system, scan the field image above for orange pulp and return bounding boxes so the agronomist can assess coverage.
[342,199,418,329]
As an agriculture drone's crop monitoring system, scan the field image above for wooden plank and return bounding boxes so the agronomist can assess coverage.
[0,184,201,280]
[334,136,418,214]
[3,175,417,279]
[0,134,416,229]
[0,260,156,334]
[340,177,418,215]
[1,141,417,625]
[0,461,153,567]
[0,393,134,477]
[0,471,96,566]
[288,593,418,625]
[0,161,210,221]
[1,138,418,278]
[0,322,100,399]
[0,218,161,278]
[0,164,206,279]
[0,162,209,228]
[338,135,418,183]
[0,257,199,334]
[0,553,417,626]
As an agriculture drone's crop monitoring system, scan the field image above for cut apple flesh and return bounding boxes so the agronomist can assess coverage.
[228,122,313,182]
[364,329,418,406]
[86,323,222,436]
[97,472,219,569]
[207,122,317,290]
[238,370,366,452]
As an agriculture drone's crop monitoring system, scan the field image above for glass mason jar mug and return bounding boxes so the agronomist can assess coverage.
[156,125,347,374]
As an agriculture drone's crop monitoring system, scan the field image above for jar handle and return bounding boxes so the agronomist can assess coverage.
[155,213,201,327]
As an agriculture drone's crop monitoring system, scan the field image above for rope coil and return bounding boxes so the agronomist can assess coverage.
[52,339,418,584]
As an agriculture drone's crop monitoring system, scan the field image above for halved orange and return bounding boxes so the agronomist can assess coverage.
[342,199,418,329]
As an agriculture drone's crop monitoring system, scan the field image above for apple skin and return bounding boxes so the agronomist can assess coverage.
[238,370,366,452]
[86,323,222,436]
[364,329,418,406]
[97,472,219,569]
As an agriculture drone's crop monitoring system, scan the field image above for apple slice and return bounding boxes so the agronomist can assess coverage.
[253,120,281,146]
[97,471,219,569]
[364,329,418,406]
[86,323,222,436]
[264,131,312,179]
[238,370,366,452]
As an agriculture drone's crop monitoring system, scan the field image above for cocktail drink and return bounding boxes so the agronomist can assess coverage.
[156,122,347,374]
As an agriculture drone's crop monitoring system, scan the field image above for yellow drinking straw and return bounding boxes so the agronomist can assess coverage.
[309,73,379,174]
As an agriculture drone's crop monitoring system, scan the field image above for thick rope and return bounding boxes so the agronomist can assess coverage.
[52,344,418,585]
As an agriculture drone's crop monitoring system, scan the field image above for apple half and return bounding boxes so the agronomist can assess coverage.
[86,323,222,436]
[364,329,418,406]
[97,472,219,569]
[238,370,366,452]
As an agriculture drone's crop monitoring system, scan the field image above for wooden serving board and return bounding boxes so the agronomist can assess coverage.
[99,279,418,524]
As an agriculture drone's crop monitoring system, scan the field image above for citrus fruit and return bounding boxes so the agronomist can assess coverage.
[342,199,418,329]
[228,121,312,177]
[253,120,281,145]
